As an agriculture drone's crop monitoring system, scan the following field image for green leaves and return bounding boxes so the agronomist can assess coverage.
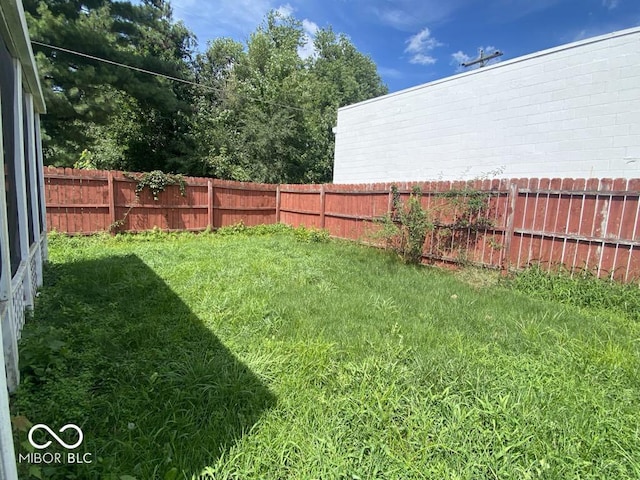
[19,326,70,381]
[29,2,388,181]
[191,11,388,184]
[510,265,640,321]
[27,0,196,168]
[125,170,187,200]
[376,185,434,264]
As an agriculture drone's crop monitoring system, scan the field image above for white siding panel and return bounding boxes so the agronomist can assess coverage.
[334,27,640,183]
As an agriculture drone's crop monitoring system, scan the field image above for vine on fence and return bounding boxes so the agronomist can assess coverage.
[109,205,134,233]
[106,171,187,232]
[431,185,494,259]
[124,170,187,201]
[375,183,494,264]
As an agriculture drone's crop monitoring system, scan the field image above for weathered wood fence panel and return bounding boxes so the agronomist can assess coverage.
[44,167,277,233]
[509,178,640,281]
[44,167,640,281]
[213,180,278,228]
[279,185,323,229]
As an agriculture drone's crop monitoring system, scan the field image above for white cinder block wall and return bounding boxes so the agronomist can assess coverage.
[333,27,640,183]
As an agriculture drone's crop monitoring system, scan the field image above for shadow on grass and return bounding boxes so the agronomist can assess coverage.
[12,254,276,479]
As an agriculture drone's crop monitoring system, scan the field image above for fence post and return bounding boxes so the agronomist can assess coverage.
[107,171,116,233]
[502,182,519,274]
[320,184,326,229]
[275,185,281,223]
[207,180,214,229]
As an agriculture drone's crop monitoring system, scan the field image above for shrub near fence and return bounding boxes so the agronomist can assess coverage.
[44,168,640,282]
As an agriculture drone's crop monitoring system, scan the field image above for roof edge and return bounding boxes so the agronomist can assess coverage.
[0,0,46,113]
[340,25,640,112]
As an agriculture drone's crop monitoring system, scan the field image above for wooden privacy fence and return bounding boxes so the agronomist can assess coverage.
[45,168,640,282]
[44,167,277,233]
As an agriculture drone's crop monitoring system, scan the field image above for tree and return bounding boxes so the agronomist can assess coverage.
[303,27,388,182]
[25,0,197,170]
[312,28,388,105]
[191,38,251,179]
[27,2,388,182]
[192,12,388,183]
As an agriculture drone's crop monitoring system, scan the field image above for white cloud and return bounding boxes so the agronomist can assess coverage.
[451,46,502,72]
[405,27,441,53]
[602,0,619,9]
[451,50,470,66]
[299,19,320,59]
[410,53,437,65]
[275,3,295,17]
[298,42,316,60]
[302,18,319,35]
[404,27,441,65]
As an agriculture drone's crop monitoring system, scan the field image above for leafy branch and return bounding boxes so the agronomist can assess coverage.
[124,170,187,201]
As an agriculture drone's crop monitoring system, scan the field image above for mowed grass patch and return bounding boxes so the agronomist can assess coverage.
[12,227,640,479]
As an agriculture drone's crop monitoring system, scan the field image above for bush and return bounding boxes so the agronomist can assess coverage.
[292,226,330,243]
[375,185,433,264]
[124,170,187,201]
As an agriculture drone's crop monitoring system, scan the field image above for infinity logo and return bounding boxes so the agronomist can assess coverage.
[28,424,84,450]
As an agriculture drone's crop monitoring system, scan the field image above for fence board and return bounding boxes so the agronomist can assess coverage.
[44,167,640,282]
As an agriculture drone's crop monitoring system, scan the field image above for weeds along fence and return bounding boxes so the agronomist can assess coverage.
[45,168,640,282]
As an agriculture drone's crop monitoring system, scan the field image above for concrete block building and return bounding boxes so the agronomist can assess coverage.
[333,27,640,183]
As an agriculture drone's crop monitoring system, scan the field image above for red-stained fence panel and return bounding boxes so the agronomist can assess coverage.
[44,168,640,282]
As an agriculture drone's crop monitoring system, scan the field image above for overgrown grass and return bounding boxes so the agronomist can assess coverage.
[510,265,640,322]
[12,227,640,479]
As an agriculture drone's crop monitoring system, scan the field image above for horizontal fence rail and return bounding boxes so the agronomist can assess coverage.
[44,168,640,282]
[44,167,278,233]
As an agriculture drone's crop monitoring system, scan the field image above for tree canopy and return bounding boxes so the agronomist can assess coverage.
[26,1,388,183]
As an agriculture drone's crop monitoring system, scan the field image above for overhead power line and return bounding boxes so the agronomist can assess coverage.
[30,40,303,111]
[31,40,212,90]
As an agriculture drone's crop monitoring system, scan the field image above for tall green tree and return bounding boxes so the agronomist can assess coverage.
[191,38,250,179]
[192,12,388,183]
[28,2,388,182]
[303,27,388,182]
[25,0,197,170]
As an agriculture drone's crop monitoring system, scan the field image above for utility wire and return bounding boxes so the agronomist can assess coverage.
[31,40,304,111]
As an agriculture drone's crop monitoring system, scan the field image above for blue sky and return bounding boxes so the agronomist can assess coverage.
[168,0,640,93]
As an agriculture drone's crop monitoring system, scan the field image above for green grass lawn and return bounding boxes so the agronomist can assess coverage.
[12,227,640,479]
